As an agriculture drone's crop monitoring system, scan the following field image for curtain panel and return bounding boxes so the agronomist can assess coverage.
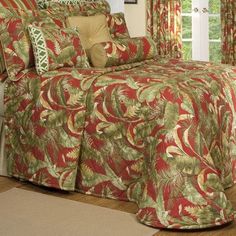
[221,0,236,65]
[146,0,182,58]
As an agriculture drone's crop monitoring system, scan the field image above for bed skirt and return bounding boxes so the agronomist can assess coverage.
[0,81,7,176]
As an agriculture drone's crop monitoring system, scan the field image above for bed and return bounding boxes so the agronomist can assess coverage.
[0,0,236,230]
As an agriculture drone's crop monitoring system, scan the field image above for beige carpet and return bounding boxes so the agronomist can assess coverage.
[0,188,158,236]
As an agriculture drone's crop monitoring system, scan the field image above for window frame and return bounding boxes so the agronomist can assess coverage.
[182,0,221,62]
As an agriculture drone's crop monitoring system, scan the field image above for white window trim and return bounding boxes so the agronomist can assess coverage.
[182,0,221,62]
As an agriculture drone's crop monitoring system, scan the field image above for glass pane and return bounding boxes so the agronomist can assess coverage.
[182,16,192,39]
[209,0,220,14]
[183,42,192,61]
[209,42,221,63]
[182,0,192,13]
[209,16,221,40]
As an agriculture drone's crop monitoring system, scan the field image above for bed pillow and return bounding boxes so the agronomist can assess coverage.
[106,12,130,39]
[28,25,89,75]
[66,14,112,51]
[0,0,37,10]
[37,0,111,15]
[89,37,157,68]
[0,0,38,74]
[37,0,98,9]
[0,7,65,80]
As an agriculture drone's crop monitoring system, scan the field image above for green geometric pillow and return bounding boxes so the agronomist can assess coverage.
[28,25,90,75]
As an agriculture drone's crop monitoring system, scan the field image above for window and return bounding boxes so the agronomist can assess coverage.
[182,0,221,62]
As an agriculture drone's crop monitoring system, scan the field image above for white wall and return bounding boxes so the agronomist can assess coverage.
[124,0,146,37]
[107,0,124,13]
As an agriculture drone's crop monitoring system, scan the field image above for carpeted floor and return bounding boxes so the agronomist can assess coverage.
[0,177,235,236]
[0,188,157,236]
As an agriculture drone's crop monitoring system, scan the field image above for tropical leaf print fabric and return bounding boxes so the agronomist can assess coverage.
[5,67,107,190]
[0,7,34,80]
[221,0,236,65]
[106,12,130,39]
[37,0,111,15]
[37,0,98,9]
[4,58,236,229]
[28,25,89,75]
[0,0,37,10]
[89,37,157,67]
[0,7,66,80]
[77,59,236,229]
[0,0,38,74]
[146,0,182,58]
[62,1,110,17]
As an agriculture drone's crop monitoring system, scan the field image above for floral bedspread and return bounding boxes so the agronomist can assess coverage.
[4,59,236,229]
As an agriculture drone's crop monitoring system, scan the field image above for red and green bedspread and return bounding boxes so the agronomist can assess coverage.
[4,58,236,229]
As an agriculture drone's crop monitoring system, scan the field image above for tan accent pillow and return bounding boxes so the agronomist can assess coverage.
[66,14,112,50]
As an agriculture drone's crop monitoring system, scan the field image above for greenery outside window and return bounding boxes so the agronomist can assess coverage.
[182,0,221,63]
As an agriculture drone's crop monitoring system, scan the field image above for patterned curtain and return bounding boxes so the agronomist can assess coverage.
[221,0,236,65]
[146,0,182,58]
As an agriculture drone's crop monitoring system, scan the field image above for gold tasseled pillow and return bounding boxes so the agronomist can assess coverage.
[66,14,112,51]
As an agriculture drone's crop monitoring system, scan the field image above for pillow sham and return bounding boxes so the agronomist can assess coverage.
[37,0,96,8]
[28,25,89,75]
[37,0,111,15]
[89,37,157,68]
[0,0,37,10]
[0,0,38,74]
[66,14,112,50]
[0,7,66,80]
[106,12,130,39]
